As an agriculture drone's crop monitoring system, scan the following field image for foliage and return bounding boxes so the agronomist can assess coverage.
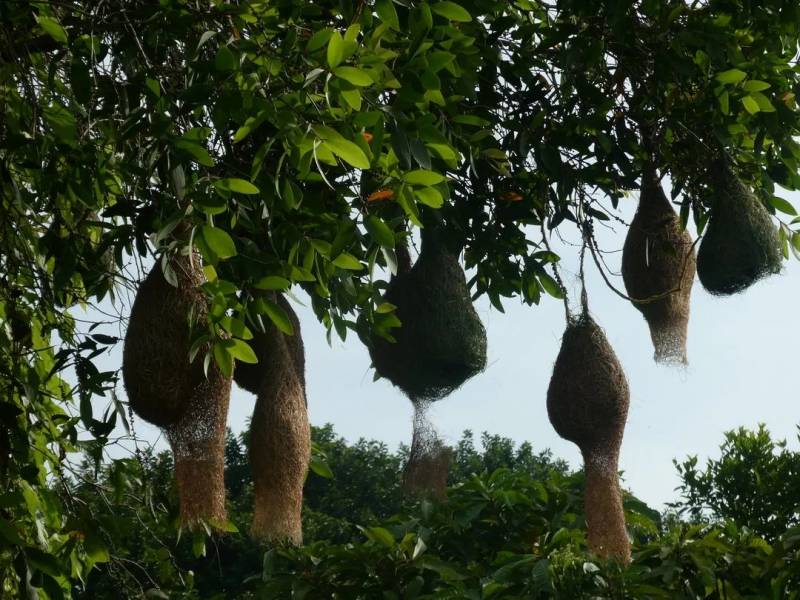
[673,424,800,542]
[3,0,800,595]
[61,424,800,599]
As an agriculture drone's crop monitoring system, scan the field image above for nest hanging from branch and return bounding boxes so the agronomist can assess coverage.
[236,294,310,545]
[122,252,231,528]
[547,311,631,563]
[622,166,696,364]
[369,227,487,403]
[697,159,782,295]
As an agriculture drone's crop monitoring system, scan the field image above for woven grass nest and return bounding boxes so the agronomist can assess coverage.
[697,159,782,295]
[123,253,231,527]
[402,402,451,500]
[234,294,310,545]
[547,312,631,563]
[622,166,696,364]
[369,227,487,403]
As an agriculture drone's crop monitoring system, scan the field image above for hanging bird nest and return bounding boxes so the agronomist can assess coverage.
[546,311,631,563]
[402,401,451,500]
[697,159,782,295]
[248,328,310,545]
[236,293,310,544]
[622,166,696,364]
[369,227,487,402]
[122,252,232,528]
[235,293,305,396]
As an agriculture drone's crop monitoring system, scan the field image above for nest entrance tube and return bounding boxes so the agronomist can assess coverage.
[622,166,695,365]
[546,312,631,563]
[402,401,451,500]
[122,253,232,528]
[697,159,782,295]
[236,295,310,545]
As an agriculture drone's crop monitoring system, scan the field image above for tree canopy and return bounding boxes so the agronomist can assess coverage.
[2,0,800,596]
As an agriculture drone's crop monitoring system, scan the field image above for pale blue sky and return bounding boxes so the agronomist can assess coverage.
[93,189,800,512]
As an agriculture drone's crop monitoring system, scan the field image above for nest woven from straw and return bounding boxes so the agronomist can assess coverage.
[622,168,696,364]
[123,252,232,528]
[122,253,208,428]
[546,313,630,456]
[249,335,310,545]
[402,401,451,500]
[369,230,487,402]
[547,313,632,563]
[235,294,305,397]
[697,161,782,295]
[583,451,631,563]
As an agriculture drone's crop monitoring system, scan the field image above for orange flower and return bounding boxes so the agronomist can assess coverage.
[499,192,523,202]
[367,189,395,203]
[362,132,374,143]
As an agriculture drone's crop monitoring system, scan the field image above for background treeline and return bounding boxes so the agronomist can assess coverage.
[68,424,800,598]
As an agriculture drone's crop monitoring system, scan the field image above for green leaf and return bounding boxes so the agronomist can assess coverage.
[84,533,110,564]
[751,92,775,112]
[327,31,345,69]
[215,46,237,71]
[414,187,444,208]
[431,2,472,22]
[208,518,239,533]
[36,15,68,44]
[332,253,364,270]
[743,80,771,92]
[214,178,260,195]
[718,90,730,115]
[715,68,747,84]
[258,298,295,335]
[426,143,458,165]
[340,88,362,110]
[538,271,565,299]
[334,66,373,87]
[226,339,258,364]
[361,526,396,547]
[309,455,334,479]
[321,138,370,169]
[741,95,760,114]
[365,215,395,248]
[254,276,291,291]
[376,0,400,29]
[212,343,234,377]
[405,169,446,186]
[201,226,237,259]
[769,196,796,216]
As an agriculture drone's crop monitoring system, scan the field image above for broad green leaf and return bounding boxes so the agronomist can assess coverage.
[254,276,291,291]
[322,139,370,169]
[769,196,796,216]
[212,343,234,377]
[414,187,444,208]
[405,169,446,186]
[715,68,746,84]
[332,253,364,270]
[340,88,362,110]
[431,2,472,22]
[334,66,373,87]
[201,226,237,259]
[36,15,68,44]
[741,95,760,114]
[538,271,565,299]
[226,339,258,363]
[751,92,775,112]
[215,46,237,71]
[365,215,395,248]
[309,455,334,479]
[375,0,400,29]
[718,90,730,115]
[743,80,771,92]
[426,143,458,165]
[327,31,345,69]
[214,178,260,195]
[258,297,295,335]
